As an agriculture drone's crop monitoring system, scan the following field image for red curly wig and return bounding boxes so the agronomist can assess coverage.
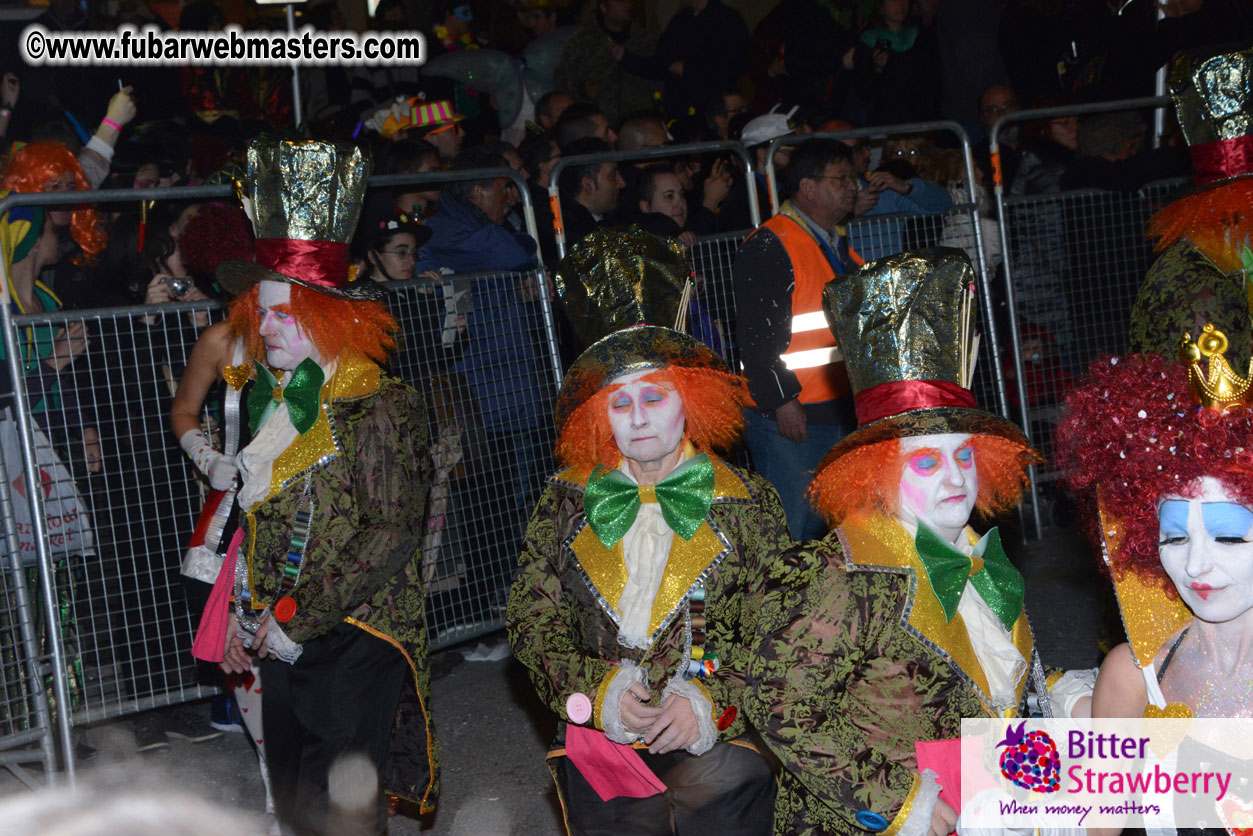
[1055,354,1253,595]
[228,282,398,365]
[807,433,1039,527]
[555,366,749,474]
[179,202,254,283]
[2,142,106,266]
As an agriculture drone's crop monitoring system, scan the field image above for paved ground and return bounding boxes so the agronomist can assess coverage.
[0,520,1110,835]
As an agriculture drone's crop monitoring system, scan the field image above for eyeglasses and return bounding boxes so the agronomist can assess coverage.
[887,148,920,157]
[379,248,416,261]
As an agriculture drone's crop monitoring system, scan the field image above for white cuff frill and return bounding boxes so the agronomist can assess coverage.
[661,675,717,756]
[600,661,647,744]
[898,768,943,836]
[1047,668,1098,719]
[265,621,303,665]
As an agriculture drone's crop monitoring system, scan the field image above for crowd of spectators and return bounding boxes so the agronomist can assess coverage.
[0,0,1246,759]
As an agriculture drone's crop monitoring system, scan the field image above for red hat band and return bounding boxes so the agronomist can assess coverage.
[854,379,976,427]
[255,238,351,292]
[1189,135,1253,185]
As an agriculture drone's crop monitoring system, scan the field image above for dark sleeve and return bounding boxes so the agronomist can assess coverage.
[688,205,718,237]
[732,229,799,411]
[285,386,431,642]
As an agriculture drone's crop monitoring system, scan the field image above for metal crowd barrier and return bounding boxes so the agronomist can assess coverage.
[764,123,1013,426]
[988,96,1175,537]
[0,170,557,782]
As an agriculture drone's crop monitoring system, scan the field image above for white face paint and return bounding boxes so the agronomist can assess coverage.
[606,369,686,470]
[1158,476,1253,624]
[257,280,320,370]
[896,433,978,544]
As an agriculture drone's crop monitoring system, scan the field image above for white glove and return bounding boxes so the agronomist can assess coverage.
[180,429,237,490]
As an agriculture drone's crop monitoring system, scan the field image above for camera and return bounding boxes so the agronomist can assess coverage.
[163,276,191,298]
[876,39,891,52]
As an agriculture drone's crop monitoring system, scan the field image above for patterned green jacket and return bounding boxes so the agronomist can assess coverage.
[242,356,438,812]
[745,516,1040,836]
[506,455,791,801]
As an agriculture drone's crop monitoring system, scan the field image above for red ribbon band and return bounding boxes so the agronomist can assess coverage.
[254,238,350,291]
[855,379,976,426]
[1190,135,1253,185]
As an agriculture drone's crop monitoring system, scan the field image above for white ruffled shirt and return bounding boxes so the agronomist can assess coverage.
[899,520,1026,711]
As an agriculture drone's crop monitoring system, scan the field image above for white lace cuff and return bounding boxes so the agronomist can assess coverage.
[1048,668,1098,719]
[265,621,303,665]
[897,768,943,836]
[661,676,717,756]
[600,661,647,744]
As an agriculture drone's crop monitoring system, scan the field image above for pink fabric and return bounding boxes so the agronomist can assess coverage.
[191,527,244,663]
[565,724,666,801]
[916,738,963,812]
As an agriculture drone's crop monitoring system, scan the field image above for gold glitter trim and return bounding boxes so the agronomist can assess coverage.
[1097,501,1191,669]
[245,511,265,613]
[345,617,438,814]
[264,357,381,501]
[647,523,722,636]
[842,516,1033,716]
[592,669,618,731]
[572,526,629,614]
[882,772,922,836]
[222,363,252,391]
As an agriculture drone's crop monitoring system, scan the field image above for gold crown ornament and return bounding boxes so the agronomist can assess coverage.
[1179,325,1252,412]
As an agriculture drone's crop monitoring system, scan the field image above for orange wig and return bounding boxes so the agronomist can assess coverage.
[1146,178,1253,274]
[807,434,1040,527]
[228,282,398,365]
[555,366,749,474]
[2,142,106,266]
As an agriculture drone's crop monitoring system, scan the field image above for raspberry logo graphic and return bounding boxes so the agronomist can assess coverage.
[996,721,1060,793]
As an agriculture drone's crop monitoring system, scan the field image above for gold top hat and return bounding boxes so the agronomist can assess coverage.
[816,248,1028,465]
[216,140,382,301]
[553,227,728,431]
[1168,45,1253,184]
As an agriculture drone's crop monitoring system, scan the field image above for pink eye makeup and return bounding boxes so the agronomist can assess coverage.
[908,451,941,476]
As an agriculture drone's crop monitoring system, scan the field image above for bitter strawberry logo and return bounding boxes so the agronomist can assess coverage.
[997,721,1061,793]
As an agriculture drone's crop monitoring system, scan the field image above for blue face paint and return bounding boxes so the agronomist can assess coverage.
[454,4,473,22]
[1201,502,1253,541]
[1159,500,1190,539]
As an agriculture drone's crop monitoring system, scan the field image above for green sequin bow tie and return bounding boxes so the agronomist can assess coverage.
[583,454,715,547]
[247,359,325,435]
[914,523,1024,631]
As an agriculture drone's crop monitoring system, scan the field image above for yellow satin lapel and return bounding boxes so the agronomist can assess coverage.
[843,516,1032,716]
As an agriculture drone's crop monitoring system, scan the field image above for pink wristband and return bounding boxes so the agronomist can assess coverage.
[101,117,122,131]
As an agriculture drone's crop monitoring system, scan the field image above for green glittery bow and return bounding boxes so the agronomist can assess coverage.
[914,524,1023,631]
[248,358,325,435]
[584,454,715,547]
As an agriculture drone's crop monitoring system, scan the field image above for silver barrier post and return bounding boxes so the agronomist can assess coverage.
[547,140,759,262]
[990,95,1170,538]
[763,123,1014,423]
[0,428,58,781]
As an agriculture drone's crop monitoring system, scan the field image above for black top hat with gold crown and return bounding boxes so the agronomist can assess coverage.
[216,140,383,301]
[816,248,1029,466]
[1168,43,1253,186]
[553,226,728,431]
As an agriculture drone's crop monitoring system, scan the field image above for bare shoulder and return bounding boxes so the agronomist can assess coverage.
[1092,642,1148,718]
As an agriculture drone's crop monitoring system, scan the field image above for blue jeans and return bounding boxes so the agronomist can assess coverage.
[743,408,849,541]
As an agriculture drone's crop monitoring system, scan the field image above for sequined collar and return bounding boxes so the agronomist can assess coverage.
[265,354,381,500]
[555,450,751,653]
[837,515,1034,717]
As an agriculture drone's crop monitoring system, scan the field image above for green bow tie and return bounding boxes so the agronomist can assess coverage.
[583,454,715,547]
[914,524,1024,631]
[247,359,325,435]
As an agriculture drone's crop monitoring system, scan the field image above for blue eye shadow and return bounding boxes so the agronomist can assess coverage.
[1201,502,1253,540]
[1159,500,1189,538]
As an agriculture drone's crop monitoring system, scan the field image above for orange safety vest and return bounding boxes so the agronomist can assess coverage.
[753,213,862,404]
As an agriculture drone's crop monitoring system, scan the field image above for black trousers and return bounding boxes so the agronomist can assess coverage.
[563,741,776,836]
[261,622,407,836]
